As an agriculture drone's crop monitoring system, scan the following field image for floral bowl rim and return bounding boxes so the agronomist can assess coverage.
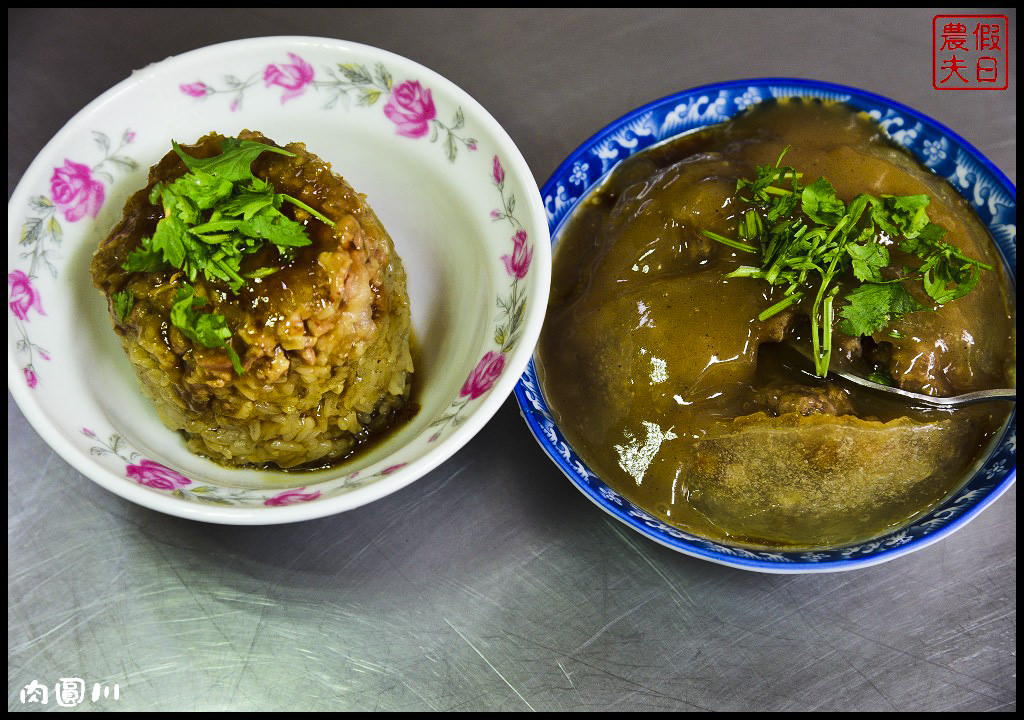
[8,36,551,524]
[514,77,1016,573]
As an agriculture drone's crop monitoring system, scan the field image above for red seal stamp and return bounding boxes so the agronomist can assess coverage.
[933,15,1009,90]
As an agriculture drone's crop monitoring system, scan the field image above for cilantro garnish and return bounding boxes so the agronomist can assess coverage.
[703,148,992,377]
[170,284,243,376]
[112,289,134,323]
[122,137,338,374]
[837,282,925,338]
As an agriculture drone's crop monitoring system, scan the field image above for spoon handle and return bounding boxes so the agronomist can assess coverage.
[837,370,1016,407]
[781,340,1016,407]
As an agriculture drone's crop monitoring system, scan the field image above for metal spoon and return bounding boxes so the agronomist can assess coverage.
[780,341,1016,408]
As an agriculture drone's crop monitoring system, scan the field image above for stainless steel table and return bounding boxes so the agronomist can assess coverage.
[8,8,1016,712]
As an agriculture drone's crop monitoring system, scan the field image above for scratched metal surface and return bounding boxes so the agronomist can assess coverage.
[8,8,1016,712]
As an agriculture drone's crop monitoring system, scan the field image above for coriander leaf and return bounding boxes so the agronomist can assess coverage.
[156,184,200,227]
[173,139,295,184]
[244,266,281,279]
[216,187,277,219]
[921,253,983,304]
[122,235,167,273]
[112,289,134,322]
[896,220,990,304]
[168,169,233,210]
[241,207,312,249]
[178,231,215,283]
[149,212,189,268]
[874,194,931,239]
[838,282,926,337]
[801,178,846,225]
[898,221,946,255]
[248,176,273,193]
[170,285,243,374]
[846,240,890,282]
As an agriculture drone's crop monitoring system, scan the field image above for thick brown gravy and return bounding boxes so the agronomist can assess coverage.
[537,100,1015,549]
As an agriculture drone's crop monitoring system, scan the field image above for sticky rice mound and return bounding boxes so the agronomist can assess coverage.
[91,130,414,468]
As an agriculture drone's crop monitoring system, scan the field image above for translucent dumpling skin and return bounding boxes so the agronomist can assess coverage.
[684,413,970,547]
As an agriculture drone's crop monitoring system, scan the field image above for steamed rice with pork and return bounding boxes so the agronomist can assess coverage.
[91,131,414,469]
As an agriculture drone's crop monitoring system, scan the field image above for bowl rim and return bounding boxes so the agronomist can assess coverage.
[8,35,551,524]
[517,76,1016,572]
[546,77,1017,221]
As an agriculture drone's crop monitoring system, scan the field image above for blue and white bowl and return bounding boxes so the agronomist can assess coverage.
[515,78,1016,573]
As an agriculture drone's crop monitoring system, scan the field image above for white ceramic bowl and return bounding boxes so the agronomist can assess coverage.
[8,37,550,524]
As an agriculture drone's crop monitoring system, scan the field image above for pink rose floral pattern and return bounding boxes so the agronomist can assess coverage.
[180,57,476,162]
[179,72,260,112]
[126,459,192,491]
[84,429,193,493]
[80,429,406,507]
[317,62,476,162]
[179,52,317,112]
[265,488,321,506]
[461,351,507,399]
[502,229,533,280]
[491,155,532,354]
[264,53,315,103]
[384,80,436,138]
[9,270,47,388]
[50,159,105,222]
[428,155,533,441]
[8,270,45,322]
[179,81,211,98]
[13,128,137,388]
[384,79,477,162]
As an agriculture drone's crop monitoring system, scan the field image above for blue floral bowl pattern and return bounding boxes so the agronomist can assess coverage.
[515,78,1016,572]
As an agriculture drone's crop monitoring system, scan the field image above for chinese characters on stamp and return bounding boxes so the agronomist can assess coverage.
[933,14,1008,90]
